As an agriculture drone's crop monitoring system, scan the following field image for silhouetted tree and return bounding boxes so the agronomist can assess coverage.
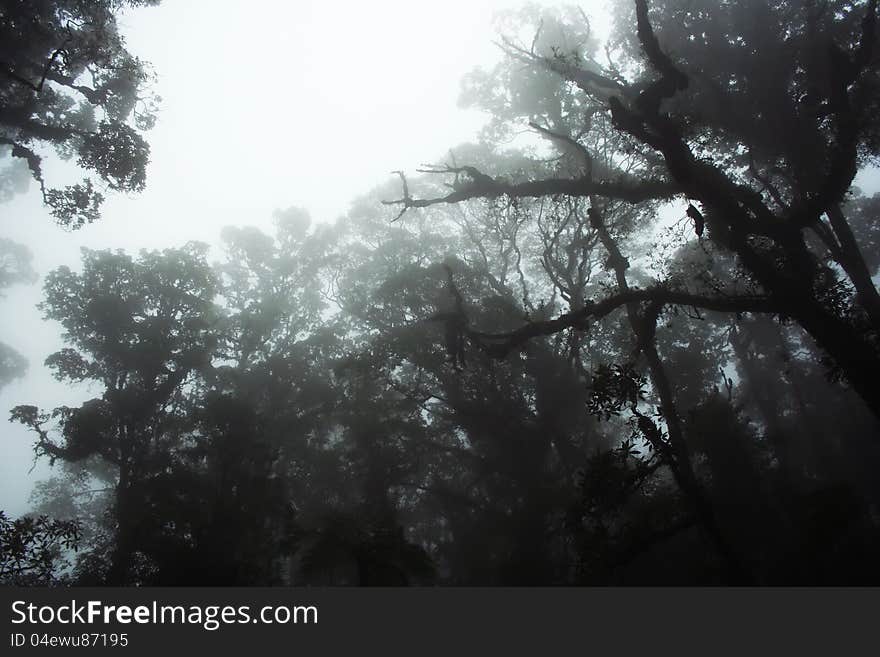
[12,244,218,583]
[0,0,160,226]
[11,0,880,587]
[388,0,880,421]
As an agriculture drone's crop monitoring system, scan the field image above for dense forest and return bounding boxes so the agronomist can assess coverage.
[2,0,880,586]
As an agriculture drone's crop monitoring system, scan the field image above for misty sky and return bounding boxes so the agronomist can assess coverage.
[0,1,616,516]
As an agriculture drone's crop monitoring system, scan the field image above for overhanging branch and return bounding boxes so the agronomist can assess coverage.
[465,287,779,357]
[382,164,679,221]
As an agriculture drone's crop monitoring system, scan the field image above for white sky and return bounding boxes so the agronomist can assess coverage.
[0,1,613,516]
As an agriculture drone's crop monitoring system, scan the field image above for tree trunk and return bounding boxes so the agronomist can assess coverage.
[589,205,753,583]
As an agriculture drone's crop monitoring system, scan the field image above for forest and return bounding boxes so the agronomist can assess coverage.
[2,0,880,586]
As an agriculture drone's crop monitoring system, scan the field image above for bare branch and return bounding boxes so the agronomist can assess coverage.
[500,35,629,102]
[382,164,679,222]
[529,121,593,176]
[388,171,410,222]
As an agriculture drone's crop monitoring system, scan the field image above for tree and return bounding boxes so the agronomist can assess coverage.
[12,216,355,584]
[387,0,880,423]
[14,184,880,584]
[185,211,336,585]
[11,243,218,584]
[0,0,160,227]
[12,0,880,583]
[378,0,880,582]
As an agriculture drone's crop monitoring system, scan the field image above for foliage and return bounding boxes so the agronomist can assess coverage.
[0,0,160,226]
[9,0,880,586]
[0,510,81,585]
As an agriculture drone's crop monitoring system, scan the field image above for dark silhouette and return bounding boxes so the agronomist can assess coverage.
[0,0,159,226]
[4,0,880,585]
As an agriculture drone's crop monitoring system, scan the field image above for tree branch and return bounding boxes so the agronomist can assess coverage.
[807,0,878,222]
[382,164,679,222]
[0,36,71,95]
[529,121,594,175]
[0,137,47,199]
[499,35,630,102]
[465,286,779,357]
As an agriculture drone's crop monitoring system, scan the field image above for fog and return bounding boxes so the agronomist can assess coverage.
[3,0,880,586]
[1,0,584,515]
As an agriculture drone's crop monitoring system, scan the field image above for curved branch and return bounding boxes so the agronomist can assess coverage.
[382,165,679,221]
[633,0,688,92]
[529,121,593,175]
[465,286,779,357]
[0,34,71,94]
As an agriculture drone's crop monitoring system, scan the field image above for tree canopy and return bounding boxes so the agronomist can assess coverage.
[4,0,880,586]
[0,0,159,226]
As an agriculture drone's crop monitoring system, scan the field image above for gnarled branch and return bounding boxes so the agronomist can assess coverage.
[383,164,679,222]
[465,286,779,358]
